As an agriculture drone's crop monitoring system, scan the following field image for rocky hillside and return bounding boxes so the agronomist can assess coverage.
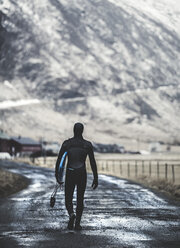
[0,0,180,145]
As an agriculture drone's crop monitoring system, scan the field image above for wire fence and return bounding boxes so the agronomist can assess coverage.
[87,159,180,184]
[16,157,180,185]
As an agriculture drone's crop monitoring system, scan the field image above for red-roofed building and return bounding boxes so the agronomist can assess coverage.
[11,136,42,156]
[0,131,11,154]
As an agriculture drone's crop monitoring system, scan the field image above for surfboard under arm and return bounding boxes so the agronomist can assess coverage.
[58,151,67,183]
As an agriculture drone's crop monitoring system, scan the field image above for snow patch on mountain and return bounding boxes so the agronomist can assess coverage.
[0,99,41,109]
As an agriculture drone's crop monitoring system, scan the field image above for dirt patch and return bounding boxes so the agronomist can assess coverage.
[0,168,29,198]
[134,176,180,201]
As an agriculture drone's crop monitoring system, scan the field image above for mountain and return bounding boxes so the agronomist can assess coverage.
[0,0,180,147]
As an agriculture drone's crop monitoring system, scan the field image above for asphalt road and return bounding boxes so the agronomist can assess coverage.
[0,160,180,248]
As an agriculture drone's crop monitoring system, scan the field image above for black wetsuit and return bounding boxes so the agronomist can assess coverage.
[55,124,98,224]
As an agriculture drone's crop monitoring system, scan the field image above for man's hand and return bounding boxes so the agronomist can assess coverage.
[91,178,98,190]
[59,182,64,190]
[57,180,64,190]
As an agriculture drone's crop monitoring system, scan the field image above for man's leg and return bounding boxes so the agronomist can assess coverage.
[65,171,75,215]
[75,169,87,230]
[65,170,76,229]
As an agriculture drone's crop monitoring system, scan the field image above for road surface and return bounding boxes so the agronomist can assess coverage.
[0,160,180,248]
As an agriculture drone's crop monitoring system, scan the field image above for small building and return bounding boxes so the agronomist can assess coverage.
[11,136,42,156]
[0,131,11,154]
[43,142,60,155]
[93,143,125,153]
[149,142,161,153]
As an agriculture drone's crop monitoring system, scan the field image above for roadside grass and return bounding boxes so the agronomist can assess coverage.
[0,168,29,198]
[134,176,180,201]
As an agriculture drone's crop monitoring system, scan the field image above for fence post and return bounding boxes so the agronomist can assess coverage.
[113,160,115,173]
[102,161,104,171]
[106,160,108,171]
[44,153,46,165]
[142,160,144,175]
[135,161,137,178]
[149,161,151,177]
[128,163,130,177]
[172,165,175,183]
[157,161,159,179]
[165,163,168,180]
[120,161,122,175]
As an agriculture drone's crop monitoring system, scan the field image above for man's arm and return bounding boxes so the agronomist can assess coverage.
[55,141,66,182]
[88,143,98,189]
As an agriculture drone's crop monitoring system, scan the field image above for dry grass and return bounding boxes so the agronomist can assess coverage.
[134,176,180,201]
[0,169,29,198]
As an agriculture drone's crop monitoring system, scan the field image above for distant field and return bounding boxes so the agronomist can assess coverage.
[95,152,180,161]
[18,152,180,185]
[89,153,180,185]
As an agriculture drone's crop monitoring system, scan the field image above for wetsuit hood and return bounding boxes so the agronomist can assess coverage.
[73,122,84,138]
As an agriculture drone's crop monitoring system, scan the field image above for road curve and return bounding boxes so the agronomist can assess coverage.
[0,160,179,248]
